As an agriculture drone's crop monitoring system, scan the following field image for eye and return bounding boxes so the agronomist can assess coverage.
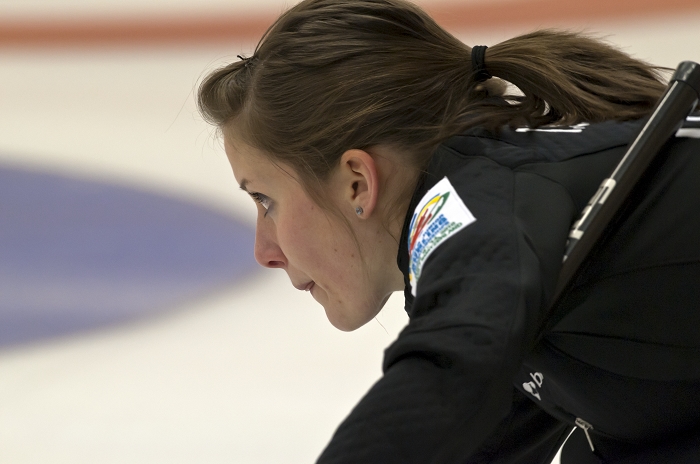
[250,192,272,216]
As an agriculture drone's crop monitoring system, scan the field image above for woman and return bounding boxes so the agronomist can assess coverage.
[197,0,700,462]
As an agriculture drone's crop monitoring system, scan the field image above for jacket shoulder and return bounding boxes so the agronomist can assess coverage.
[440,120,643,168]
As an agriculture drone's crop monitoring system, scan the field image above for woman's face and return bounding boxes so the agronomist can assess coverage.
[224,137,404,331]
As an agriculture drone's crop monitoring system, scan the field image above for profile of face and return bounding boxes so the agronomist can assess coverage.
[224,136,406,331]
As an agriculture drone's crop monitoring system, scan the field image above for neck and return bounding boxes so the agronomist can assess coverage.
[367,147,420,292]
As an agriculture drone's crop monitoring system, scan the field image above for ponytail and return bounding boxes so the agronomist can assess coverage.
[468,30,667,130]
[198,0,667,187]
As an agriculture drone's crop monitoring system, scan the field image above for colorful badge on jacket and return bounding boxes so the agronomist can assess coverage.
[408,177,476,295]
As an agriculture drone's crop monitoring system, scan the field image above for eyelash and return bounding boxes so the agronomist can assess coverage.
[250,192,271,216]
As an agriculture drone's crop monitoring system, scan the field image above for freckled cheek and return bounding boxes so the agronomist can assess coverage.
[276,209,357,282]
[293,235,349,284]
[274,220,324,266]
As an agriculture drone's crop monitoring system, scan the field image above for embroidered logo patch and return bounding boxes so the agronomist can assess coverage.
[408,177,476,295]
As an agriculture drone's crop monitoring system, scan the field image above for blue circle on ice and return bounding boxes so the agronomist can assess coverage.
[0,165,257,348]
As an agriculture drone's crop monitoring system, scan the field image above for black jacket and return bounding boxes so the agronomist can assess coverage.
[318,115,700,463]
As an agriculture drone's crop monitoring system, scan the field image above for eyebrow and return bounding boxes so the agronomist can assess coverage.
[239,179,249,192]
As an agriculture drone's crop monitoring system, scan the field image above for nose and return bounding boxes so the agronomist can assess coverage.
[253,213,286,269]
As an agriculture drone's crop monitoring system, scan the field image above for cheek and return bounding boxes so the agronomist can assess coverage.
[287,214,358,276]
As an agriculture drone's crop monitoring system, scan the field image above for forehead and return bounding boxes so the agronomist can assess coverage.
[224,136,271,181]
[223,135,299,190]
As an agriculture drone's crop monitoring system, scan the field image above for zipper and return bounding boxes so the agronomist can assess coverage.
[575,417,595,452]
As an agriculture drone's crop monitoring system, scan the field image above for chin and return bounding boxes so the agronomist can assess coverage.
[323,302,380,332]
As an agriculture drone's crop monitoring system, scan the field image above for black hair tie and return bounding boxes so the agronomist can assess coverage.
[471,45,491,82]
[237,54,257,68]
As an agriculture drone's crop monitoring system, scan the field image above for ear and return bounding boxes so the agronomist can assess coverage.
[335,149,379,218]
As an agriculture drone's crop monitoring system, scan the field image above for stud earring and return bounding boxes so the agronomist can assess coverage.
[355,206,364,216]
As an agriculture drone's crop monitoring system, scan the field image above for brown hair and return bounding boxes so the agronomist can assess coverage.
[198,0,666,210]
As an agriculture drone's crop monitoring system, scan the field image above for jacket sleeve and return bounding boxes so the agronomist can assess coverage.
[317,156,576,463]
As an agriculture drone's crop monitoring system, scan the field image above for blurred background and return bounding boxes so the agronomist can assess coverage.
[0,0,698,462]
